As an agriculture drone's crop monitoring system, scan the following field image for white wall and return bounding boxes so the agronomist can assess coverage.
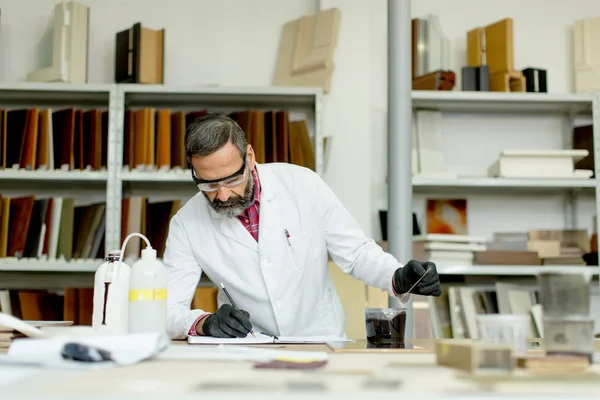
[370,0,600,243]
[0,0,316,87]
[1,0,600,246]
[0,0,378,235]
[318,0,373,233]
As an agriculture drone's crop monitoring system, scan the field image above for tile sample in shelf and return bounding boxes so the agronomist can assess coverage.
[425,199,468,235]
[0,194,105,262]
[123,108,315,175]
[115,22,165,84]
[413,232,486,267]
[121,197,182,259]
[487,149,592,179]
[0,107,108,173]
[522,68,548,93]
[573,16,600,93]
[273,8,341,93]
[26,1,89,84]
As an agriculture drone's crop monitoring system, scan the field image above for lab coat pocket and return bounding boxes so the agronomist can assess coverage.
[287,229,313,272]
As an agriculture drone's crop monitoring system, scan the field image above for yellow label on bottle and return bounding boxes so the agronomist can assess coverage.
[154,288,167,300]
[129,289,167,301]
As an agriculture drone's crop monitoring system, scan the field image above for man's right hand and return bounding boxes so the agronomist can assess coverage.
[201,304,253,338]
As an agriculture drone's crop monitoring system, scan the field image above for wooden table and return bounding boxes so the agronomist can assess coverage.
[1,339,600,398]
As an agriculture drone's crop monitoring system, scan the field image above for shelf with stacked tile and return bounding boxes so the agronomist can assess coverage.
[412,91,593,115]
[412,176,597,195]
[435,264,597,276]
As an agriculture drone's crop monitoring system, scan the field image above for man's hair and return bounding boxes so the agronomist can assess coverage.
[185,112,247,160]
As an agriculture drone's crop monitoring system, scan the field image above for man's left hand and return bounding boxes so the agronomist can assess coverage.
[393,260,442,297]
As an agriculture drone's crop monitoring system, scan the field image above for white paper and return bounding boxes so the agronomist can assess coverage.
[0,313,47,338]
[158,344,328,363]
[187,332,274,344]
[3,332,170,369]
[275,335,353,343]
[187,333,352,345]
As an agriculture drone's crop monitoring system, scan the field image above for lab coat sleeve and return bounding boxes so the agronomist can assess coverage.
[315,173,401,294]
[163,213,207,339]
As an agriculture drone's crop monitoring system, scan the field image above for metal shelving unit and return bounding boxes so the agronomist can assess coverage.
[112,84,323,250]
[0,170,108,182]
[0,258,100,272]
[387,0,600,335]
[0,82,116,107]
[0,257,214,290]
[120,169,190,182]
[436,265,599,276]
[0,82,117,289]
[412,176,596,193]
[0,83,324,289]
[408,90,600,256]
[412,90,594,114]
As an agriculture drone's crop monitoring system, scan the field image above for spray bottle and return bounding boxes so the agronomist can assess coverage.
[119,233,169,334]
[92,250,131,333]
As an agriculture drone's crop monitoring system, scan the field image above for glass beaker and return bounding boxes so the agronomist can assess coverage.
[364,307,407,344]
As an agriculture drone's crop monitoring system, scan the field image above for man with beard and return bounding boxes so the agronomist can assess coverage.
[164,112,441,340]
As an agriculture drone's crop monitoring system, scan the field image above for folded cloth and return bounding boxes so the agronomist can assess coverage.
[1,332,170,369]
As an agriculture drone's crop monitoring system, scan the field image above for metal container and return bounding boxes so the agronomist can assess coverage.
[542,316,595,362]
[537,271,592,318]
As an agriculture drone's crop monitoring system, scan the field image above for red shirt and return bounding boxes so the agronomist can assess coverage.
[189,167,261,335]
[236,167,261,241]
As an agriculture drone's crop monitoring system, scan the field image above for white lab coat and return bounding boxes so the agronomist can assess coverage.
[163,163,402,339]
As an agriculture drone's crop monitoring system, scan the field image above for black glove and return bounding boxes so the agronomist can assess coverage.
[393,260,442,297]
[201,304,253,338]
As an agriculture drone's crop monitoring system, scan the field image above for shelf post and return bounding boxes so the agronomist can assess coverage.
[106,84,124,252]
[593,93,600,294]
[387,0,414,337]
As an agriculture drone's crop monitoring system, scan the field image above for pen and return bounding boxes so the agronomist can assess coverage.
[399,267,431,303]
[284,229,291,246]
[220,282,256,337]
[260,331,279,340]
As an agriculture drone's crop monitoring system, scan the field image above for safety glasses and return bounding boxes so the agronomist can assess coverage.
[191,157,247,192]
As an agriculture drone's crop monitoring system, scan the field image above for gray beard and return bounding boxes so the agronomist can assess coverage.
[206,174,255,218]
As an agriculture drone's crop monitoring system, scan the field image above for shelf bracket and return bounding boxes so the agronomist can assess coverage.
[592,92,600,296]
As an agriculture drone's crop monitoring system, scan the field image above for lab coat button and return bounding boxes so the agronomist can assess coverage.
[262,259,271,267]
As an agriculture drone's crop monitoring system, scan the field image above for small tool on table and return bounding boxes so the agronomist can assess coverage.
[61,342,113,363]
[220,282,256,337]
[399,267,432,303]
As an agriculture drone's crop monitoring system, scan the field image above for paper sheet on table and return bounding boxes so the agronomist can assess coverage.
[187,333,352,345]
[0,312,70,338]
[0,332,170,369]
[158,344,328,363]
[276,335,353,343]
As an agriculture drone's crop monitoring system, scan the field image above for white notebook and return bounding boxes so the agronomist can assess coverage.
[187,333,352,345]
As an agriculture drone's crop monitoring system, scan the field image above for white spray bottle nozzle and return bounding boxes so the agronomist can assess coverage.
[141,247,157,260]
[118,232,153,265]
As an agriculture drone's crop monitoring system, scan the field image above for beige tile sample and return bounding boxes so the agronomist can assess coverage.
[274,8,341,93]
